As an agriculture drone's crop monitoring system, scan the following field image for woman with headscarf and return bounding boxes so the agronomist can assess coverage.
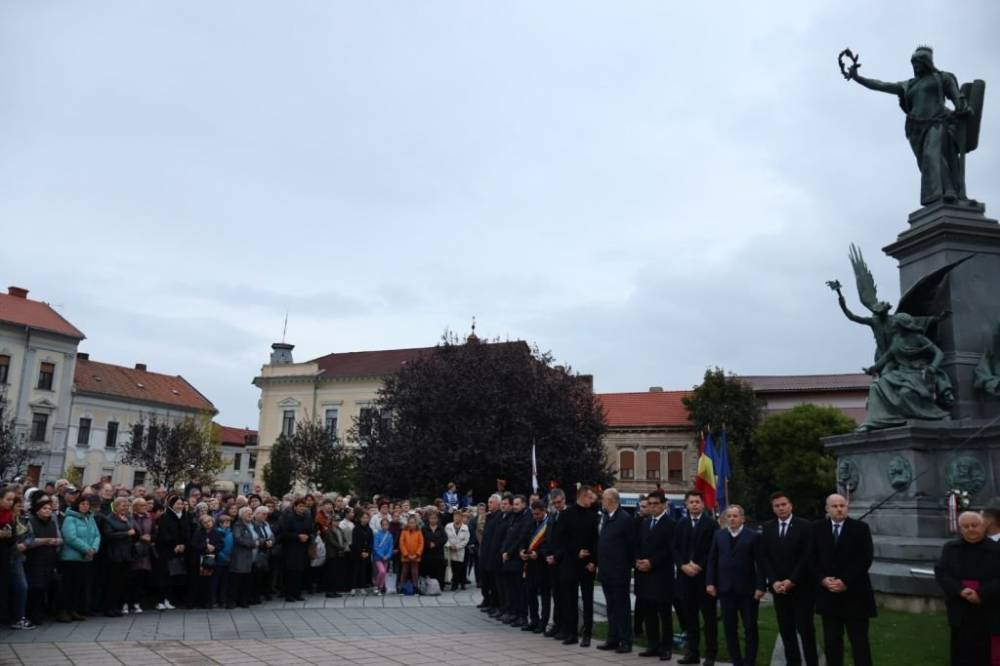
[351,510,374,594]
[58,494,101,622]
[128,497,154,613]
[100,496,136,616]
[154,495,189,610]
[25,494,61,626]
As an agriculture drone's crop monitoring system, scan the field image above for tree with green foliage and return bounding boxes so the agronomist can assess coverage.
[350,333,611,500]
[683,368,764,515]
[751,404,856,519]
[290,420,355,494]
[261,433,295,497]
[119,413,224,491]
[0,392,37,484]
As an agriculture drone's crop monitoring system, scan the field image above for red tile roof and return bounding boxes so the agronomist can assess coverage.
[311,346,436,378]
[74,358,216,412]
[214,423,258,447]
[0,290,85,339]
[597,391,694,427]
[741,373,872,393]
[310,341,530,379]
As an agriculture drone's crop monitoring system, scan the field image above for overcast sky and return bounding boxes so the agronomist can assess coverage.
[2,2,999,428]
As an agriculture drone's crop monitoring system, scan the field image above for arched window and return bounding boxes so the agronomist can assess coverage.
[619,450,635,480]
[667,450,684,482]
[646,450,661,481]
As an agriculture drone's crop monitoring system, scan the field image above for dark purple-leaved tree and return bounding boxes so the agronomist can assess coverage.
[350,333,611,501]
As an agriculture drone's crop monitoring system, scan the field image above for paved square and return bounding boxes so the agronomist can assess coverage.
[0,590,685,665]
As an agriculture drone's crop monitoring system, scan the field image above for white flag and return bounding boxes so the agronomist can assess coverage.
[531,442,539,493]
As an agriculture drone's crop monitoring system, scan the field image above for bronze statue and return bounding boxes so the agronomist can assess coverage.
[827,244,947,361]
[858,313,954,431]
[974,325,1000,396]
[840,46,984,207]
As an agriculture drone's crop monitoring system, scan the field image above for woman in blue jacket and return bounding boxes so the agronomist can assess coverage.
[373,518,394,595]
[58,495,101,622]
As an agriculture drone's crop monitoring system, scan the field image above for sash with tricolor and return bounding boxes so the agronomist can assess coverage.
[527,517,548,552]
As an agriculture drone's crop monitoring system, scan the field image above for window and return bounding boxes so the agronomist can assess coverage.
[0,355,9,384]
[77,418,91,446]
[282,410,295,437]
[380,410,393,435]
[132,471,146,487]
[646,450,662,481]
[147,425,158,451]
[132,423,144,447]
[74,466,85,484]
[233,453,242,471]
[619,451,635,480]
[325,409,339,438]
[358,407,375,438]
[248,454,257,471]
[31,413,48,441]
[105,421,118,449]
[27,465,41,487]
[37,362,54,390]
[667,451,684,483]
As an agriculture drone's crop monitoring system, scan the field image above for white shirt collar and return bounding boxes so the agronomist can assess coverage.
[779,515,793,525]
[652,510,667,522]
[728,526,744,538]
[989,533,1000,542]
[831,520,845,528]
[607,509,616,521]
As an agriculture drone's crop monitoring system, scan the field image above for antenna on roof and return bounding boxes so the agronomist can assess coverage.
[281,310,289,343]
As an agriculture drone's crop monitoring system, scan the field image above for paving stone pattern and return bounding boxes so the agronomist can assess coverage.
[0,590,687,665]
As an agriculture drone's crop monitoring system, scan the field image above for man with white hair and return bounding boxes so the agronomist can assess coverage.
[935,510,1000,665]
[595,487,636,654]
[812,493,875,666]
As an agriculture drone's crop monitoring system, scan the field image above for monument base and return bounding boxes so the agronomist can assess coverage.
[823,420,1000,600]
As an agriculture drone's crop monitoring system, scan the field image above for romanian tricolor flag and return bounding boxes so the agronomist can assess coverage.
[695,431,717,511]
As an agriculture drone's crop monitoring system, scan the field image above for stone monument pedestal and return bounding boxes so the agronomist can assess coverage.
[824,202,1000,609]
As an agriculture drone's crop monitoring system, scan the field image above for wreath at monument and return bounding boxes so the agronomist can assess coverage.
[946,488,972,533]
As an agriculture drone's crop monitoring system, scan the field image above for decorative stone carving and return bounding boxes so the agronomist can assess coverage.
[837,458,860,493]
[946,455,987,495]
[887,455,913,491]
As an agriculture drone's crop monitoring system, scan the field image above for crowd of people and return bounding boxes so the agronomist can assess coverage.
[0,477,996,666]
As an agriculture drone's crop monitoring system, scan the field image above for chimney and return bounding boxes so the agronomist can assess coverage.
[270,342,294,365]
[76,352,89,361]
[7,286,28,299]
[135,363,147,372]
[649,386,664,392]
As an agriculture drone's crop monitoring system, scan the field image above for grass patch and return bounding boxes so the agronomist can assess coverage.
[593,605,947,665]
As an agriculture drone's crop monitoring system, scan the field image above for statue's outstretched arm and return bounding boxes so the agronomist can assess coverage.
[838,294,872,325]
[852,73,904,96]
[865,349,892,376]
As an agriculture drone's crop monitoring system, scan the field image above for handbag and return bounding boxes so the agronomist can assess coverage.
[167,556,187,577]
[199,553,216,576]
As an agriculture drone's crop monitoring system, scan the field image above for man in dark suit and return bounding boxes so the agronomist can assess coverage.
[760,491,818,666]
[935,510,1000,666]
[477,494,502,612]
[520,499,552,633]
[556,485,598,646]
[706,505,766,666]
[595,487,636,653]
[634,490,677,661]
[673,490,719,665]
[487,494,513,619]
[501,495,531,627]
[542,488,566,638]
[812,493,875,666]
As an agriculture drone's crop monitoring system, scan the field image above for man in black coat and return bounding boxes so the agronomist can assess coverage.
[556,485,599,646]
[812,493,875,666]
[634,490,676,660]
[760,491,817,666]
[673,490,719,665]
[486,494,513,618]
[477,494,501,612]
[500,495,531,626]
[542,488,566,637]
[935,510,1000,666]
[595,487,637,653]
[706,505,765,666]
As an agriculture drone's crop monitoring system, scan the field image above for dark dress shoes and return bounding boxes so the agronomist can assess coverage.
[615,644,632,654]
[596,642,619,651]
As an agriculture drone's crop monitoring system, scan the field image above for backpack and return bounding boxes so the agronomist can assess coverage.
[401,580,415,596]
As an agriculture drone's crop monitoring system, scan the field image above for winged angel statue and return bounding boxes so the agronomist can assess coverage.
[828,244,954,430]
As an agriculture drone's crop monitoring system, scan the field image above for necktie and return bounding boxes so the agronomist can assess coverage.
[779,522,787,538]
[651,518,658,530]
[833,523,841,543]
